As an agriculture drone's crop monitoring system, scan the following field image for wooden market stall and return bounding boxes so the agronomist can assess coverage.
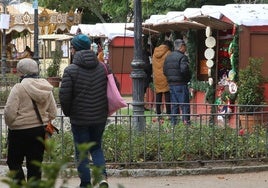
[140,4,268,127]
[38,34,73,77]
[187,4,268,126]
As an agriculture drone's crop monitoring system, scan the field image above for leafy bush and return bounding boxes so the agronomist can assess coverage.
[0,89,10,105]
[46,48,63,77]
[103,122,268,164]
[237,57,266,112]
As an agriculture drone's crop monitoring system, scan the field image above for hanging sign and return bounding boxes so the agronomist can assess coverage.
[0,14,10,29]
[33,0,38,9]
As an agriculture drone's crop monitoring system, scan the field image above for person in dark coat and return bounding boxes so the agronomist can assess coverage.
[143,44,153,110]
[59,34,109,188]
[163,39,192,126]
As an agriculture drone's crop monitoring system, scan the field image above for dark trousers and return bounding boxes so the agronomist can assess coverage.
[7,126,45,184]
[71,123,107,187]
[155,91,171,115]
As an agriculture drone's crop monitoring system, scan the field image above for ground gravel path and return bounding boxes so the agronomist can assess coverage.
[1,166,268,188]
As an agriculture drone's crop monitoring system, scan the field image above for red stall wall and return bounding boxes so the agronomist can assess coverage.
[109,36,134,95]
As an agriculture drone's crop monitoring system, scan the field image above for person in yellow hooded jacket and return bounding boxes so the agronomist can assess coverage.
[152,40,173,117]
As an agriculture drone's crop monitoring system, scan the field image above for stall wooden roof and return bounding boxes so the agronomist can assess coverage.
[188,15,233,30]
[139,4,268,34]
[126,21,205,35]
[70,23,134,39]
[150,20,206,32]
[126,24,160,35]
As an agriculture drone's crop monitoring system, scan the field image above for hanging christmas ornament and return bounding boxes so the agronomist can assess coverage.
[229,82,237,94]
[204,48,215,60]
[208,68,211,77]
[208,77,213,86]
[205,36,216,48]
[206,26,212,37]
[206,59,214,68]
[228,69,236,81]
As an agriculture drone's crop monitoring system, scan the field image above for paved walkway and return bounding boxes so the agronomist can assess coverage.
[60,172,268,188]
[1,171,268,188]
[1,164,268,188]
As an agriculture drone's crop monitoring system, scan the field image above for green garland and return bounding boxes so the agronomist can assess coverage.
[219,25,239,103]
[186,30,214,99]
[205,85,215,104]
[229,25,239,82]
[186,29,197,82]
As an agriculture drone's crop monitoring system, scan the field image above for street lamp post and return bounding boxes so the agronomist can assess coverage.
[0,0,10,80]
[131,0,145,131]
[1,21,7,79]
[33,0,39,67]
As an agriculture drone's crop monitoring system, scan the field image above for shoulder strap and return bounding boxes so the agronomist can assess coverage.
[100,62,121,91]
[100,62,109,75]
[32,99,44,125]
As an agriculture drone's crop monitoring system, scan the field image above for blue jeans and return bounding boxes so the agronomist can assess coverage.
[169,85,190,125]
[71,123,107,187]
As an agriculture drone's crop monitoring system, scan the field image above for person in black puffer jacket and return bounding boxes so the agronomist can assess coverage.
[163,39,192,126]
[59,34,109,188]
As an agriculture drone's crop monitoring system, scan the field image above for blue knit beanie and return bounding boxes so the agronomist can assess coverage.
[71,34,91,51]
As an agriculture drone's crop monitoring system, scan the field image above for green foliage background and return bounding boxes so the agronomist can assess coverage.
[37,0,257,23]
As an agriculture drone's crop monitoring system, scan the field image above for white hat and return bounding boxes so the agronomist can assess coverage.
[17,58,38,75]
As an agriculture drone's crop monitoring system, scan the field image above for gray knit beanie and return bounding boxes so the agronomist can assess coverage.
[71,34,91,51]
[17,58,38,75]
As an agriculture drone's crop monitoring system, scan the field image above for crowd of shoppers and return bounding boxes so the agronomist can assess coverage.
[3,33,192,188]
[163,39,192,125]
